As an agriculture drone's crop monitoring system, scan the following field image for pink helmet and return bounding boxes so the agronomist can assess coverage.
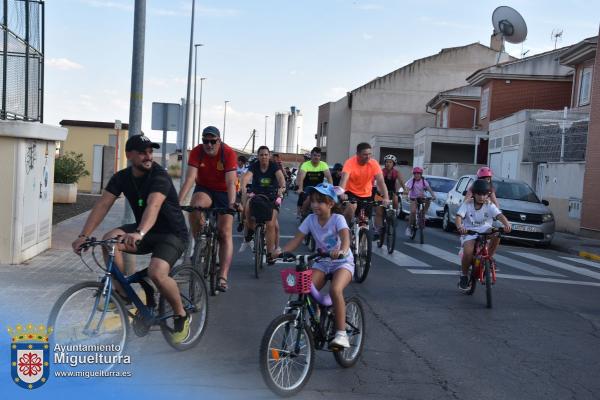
[412,166,424,174]
[477,166,493,178]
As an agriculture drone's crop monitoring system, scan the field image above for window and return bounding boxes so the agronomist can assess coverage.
[578,67,593,106]
[436,110,442,127]
[480,87,489,119]
[320,122,328,147]
[442,106,448,128]
[456,177,471,193]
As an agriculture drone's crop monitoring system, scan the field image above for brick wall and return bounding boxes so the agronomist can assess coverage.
[581,29,600,236]
[480,79,573,131]
[447,100,480,129]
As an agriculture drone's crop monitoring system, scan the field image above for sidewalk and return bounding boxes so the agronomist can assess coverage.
[550,231,600,261]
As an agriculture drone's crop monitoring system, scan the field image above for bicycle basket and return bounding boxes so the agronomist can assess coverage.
[280,268,312,294]
[250,195,273,223]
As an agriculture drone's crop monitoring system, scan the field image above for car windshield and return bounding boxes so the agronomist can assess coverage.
[494,181,540,203]
[427,178,456,193]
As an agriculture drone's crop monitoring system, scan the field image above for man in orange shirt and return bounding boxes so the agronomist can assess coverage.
[339,143,390,228]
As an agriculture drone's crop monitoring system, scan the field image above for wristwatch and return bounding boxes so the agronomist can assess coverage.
[135,229,145,237]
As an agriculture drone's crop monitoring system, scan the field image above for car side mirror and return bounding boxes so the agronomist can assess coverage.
[462,190,467,196]
[542,199,549,206]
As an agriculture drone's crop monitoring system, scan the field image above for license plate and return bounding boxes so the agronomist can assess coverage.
[512,224,539,232]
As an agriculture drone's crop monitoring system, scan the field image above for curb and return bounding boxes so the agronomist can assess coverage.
[579,251,600,262]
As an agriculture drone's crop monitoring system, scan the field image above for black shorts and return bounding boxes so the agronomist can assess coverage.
[194,185,229,209]
[119,224,187,267]
[346,191,374,218]
[297,191,308,207]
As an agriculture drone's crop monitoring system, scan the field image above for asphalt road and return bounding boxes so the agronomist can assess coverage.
[5,192,600,399]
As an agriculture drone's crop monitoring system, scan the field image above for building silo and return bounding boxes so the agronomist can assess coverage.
[273,112,289,153]
[286,106,303,153]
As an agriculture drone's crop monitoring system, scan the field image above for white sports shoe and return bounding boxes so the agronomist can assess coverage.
[330,331,350,349]
[238,240,254,253]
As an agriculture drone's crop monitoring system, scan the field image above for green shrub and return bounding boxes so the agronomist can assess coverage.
[54,151,89,184]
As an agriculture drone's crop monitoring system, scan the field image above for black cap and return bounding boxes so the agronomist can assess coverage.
[472,178,491,195]
[202,126,221,138]
[125,135,160,152]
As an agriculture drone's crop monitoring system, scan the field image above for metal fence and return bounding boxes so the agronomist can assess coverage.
[527,109,589,162]
[0,0,44,122]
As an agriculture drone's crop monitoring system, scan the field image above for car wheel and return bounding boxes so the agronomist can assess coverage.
[442,208,454,232]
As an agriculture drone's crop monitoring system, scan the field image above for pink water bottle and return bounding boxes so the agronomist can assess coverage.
[275,197,282,206]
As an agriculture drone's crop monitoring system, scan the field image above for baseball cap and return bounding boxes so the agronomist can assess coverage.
[125,134,160,152]
[202,126,221,138]
[305,182,338,203]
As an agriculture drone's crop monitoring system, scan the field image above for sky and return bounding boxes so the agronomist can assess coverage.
[44,0,600,152]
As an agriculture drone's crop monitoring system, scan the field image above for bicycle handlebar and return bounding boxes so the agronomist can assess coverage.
[181,205,237,215]
[465,227,505,236]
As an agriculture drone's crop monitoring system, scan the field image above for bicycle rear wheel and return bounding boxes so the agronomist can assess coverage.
[260,314,315,397]
[376,220,385,249]
[333,297,365,368]
[419,209,425,245]
[48,281,129,371]
[484,260,493,308]
[160,265,209,350]
[386,216,396,254]
[254,225,264,279]
[354,229,372,283]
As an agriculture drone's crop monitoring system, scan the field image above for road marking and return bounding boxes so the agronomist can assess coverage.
[407,269,600,287]
[372,246,430,267]
[511,252,600,281]
[405,243,460,265]
[493,254,565,277]
[561,256,600,269]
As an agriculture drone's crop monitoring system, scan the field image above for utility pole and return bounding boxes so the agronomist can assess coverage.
[181,0,196,186]
[264,115,268,146]
[192,43,203,148]
[251,129,256,154]
[223,100,230,142]
[123,0,146,274]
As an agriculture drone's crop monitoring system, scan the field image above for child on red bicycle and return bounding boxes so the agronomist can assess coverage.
[455,179,511,292]
[273,182,353,349]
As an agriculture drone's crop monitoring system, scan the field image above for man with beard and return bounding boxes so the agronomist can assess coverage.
[72,134,190,343]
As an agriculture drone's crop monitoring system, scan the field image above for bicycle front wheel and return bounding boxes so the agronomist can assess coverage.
[333,297,365,368]
[484,260,493,309]
[48,281,129,370]
[386,216,396,254]
[419,210,425,245]
[208,236,219,296]
[354,229,372,283]
[259,314,315,397]
[160,265,209,350]
[254,225,264,279]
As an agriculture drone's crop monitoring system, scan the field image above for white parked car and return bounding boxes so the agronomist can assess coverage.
[399,175,457,222]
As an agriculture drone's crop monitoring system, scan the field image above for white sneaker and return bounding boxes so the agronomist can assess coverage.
[330,331,350,349]
[238,240,254,253]
[405,227,412,237]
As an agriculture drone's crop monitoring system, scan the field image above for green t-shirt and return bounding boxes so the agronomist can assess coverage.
[301,161,329,188]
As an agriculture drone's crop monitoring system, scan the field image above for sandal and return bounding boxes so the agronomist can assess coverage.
[217,276,228,292]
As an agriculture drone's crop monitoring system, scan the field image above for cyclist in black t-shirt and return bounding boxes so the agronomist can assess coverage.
[239,146,286,257]
[71,135,190,344]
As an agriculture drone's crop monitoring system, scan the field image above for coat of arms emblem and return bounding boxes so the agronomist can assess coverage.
[8,323,52,390]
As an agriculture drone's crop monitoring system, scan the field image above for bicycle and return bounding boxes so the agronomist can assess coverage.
[259,252,365,397]
[408,197,428,244]
[376,203,397,254]
[299,210,316,253]
[247,191,279,279]
[343,199,378,283]
[182,206,236,296]
[48,237,208,363]
[463,228,503,308]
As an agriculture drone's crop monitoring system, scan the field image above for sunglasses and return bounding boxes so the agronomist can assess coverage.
[202,138,218,145]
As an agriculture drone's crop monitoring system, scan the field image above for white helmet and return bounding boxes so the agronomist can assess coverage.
[384,154,397,164]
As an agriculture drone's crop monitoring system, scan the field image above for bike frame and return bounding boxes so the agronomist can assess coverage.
[472,234,498,284]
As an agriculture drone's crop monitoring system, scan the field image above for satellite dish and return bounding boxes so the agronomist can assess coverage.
[492,6,527,44]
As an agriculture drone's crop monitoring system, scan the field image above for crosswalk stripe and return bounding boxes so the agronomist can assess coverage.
[511,252,600,281]
[372,246,430,267]
[407,269,600,287]
[405,243,460,265]
[493,254,565,277]
[561,257,600,269]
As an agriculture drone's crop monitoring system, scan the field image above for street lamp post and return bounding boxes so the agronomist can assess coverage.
[264,115,269,146]
[223,100,230,142]
[181,0,196,189]
[197,77,206,143]
[192,43,203,148]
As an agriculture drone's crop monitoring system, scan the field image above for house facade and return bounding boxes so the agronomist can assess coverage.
[317,43,511,165]
[59,120,129,193]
